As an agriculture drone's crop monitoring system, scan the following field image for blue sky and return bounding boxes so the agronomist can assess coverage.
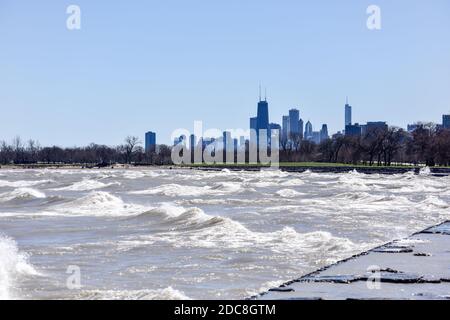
[1,0,450,146]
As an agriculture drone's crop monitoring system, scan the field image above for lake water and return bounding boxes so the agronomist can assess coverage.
[1,167,449,300]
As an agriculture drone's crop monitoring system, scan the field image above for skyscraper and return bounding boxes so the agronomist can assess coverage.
[320,124,329,141]
[282,116,290,142]
[298,119,304,139]
[250,117,258,132]
[443,115,450,129]
[345,97,352,127]
[289,109,300,136]
[304,121,313,139]
[257,100,269,136]
[145,131,156,153]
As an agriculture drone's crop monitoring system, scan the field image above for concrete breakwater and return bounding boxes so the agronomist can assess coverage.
[252,221,450,300]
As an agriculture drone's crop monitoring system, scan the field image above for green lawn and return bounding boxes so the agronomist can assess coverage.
[182,162,420,169]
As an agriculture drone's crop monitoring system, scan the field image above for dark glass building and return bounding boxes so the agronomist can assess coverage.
[145,131,156,152]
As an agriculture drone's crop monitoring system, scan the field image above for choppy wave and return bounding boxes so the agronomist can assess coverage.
[0,188,46,203]
[76,287,191,300]
[53,179,119,191]
[275,189,304,198]
[52,191,144,216]
[0,236,39,299]
[0,179,53,188]
[126,204,358,258]
[130,181,249,197]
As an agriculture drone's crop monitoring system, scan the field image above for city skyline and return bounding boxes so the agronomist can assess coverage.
[1,1,450,146]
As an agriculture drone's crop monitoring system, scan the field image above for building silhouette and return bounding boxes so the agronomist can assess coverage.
[282,115,290,142]
[304,121,313,140]
[345,124,362,137]
[298,119,304,139]
[443,115,450,129]
[320,124,329,141]
[289,109,300,136]
[145,131,156,152]
[345,97,352,128]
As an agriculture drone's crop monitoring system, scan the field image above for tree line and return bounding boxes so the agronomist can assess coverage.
[279,125,450,167]
[0,136,172,166]
[1,125,449,167]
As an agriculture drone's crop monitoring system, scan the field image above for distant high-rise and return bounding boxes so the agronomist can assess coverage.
[345,97,352,127]
[145,131,156,152]
[257,99,269,142]
[298,119,304,139]
[345,124,362,137]
[304,121,313,139]
[282,116,290,142]
[250,117,258,132]
[320,124,329,141]
[366,121,388,133]
[189,134,196,150]
[443,115,450,129]
[289,109,300,136]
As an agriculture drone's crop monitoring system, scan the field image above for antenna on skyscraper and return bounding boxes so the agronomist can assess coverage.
[259,84,262,101]
[265,88,267,102]
[346,96,349,105]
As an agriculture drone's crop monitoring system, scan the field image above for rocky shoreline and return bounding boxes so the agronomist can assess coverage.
[252,221,450,300]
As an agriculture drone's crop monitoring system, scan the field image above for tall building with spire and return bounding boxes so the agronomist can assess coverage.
[345,97,352,128]
[256,87,270,146]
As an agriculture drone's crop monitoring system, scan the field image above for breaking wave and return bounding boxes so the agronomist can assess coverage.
[0,188,46,203]
[0,179,53,188]
[130,181,249,197]
[0,236,39,299]
[275,189,304,198]
[76,287,191,300]
[53,179,119,191]
[52,191,144,216]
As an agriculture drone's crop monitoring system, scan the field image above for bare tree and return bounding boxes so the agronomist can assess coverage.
[123,136,141,164]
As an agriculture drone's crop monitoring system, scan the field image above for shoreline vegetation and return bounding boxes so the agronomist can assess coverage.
[1,124,450,172]
[2,162,450,176]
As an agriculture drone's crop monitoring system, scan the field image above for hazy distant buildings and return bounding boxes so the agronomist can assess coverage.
[145,131,156,152]
[304,121,313,140]
[298,119,304,139]
[345,123,362,137]
[282,116,290,142]
[311,131,321,144]
[367,121,388,133]
[320,124,329,141]
[443,115,450,129]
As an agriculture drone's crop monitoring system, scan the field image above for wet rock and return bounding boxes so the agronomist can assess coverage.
[414,253,431,257]
[268,287,295,293]
[373,246,414,253]
[300,275,363,284]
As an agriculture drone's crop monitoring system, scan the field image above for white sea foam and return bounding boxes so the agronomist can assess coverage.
[76,287,191,300]
[0,179,53,188]
[0,188,46,203]
[130,181,248,197]
[52,191,144,216]
[0,236,39,299]
[275,189,304,198]
[53,179,119,191]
